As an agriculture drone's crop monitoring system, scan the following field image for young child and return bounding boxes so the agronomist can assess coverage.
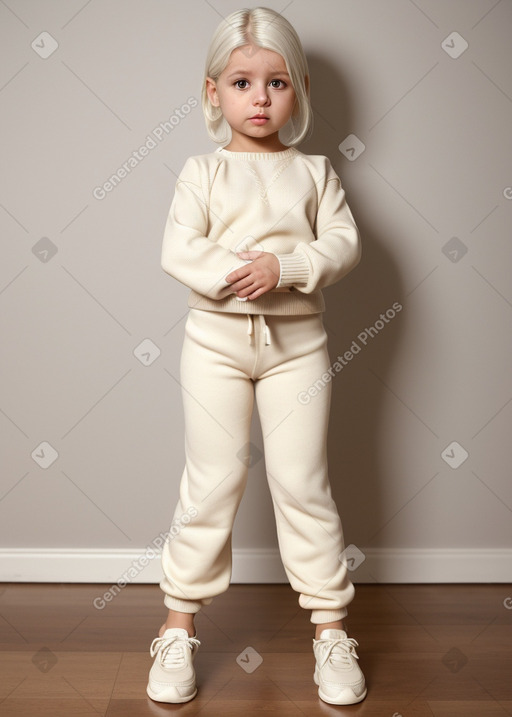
[147,6,367,706]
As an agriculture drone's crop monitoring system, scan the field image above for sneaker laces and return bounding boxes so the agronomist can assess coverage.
[149,634,201,669]
[315,636,360,670]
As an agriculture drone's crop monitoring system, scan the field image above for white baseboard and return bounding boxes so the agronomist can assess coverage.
[1,547,511,585]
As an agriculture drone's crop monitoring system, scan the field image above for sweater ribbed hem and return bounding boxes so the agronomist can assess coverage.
[276,253,310,288]
[187,288,325,315]
[310,608,348,624]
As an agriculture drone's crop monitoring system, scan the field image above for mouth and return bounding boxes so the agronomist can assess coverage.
[249,115,269,124]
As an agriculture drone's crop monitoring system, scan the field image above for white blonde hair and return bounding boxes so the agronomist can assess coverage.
[201,6,313,146]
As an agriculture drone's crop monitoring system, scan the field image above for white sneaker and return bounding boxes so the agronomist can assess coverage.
[146,627,201,703]
[313,628,367,705]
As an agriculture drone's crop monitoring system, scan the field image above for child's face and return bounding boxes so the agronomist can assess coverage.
[206,45,298,150]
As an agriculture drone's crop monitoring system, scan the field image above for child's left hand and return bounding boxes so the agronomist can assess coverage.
[226,251,280,300]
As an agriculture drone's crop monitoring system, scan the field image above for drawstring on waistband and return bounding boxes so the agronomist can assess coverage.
[260,315,271,346]
[246,314,271,346]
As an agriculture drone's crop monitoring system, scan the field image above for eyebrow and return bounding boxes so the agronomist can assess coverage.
[225,69,290,79]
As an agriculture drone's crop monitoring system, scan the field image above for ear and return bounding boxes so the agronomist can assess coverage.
[205,77,219,107]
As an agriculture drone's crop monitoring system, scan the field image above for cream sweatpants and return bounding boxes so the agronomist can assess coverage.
[160,308,355,624]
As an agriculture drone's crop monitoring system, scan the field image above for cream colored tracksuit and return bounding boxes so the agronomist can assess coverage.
[159,308,355,624]
[159,146,361,624]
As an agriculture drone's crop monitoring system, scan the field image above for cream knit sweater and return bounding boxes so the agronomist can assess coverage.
[161,146,361,315]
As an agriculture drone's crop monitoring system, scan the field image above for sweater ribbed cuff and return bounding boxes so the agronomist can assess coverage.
[276,252,309,288]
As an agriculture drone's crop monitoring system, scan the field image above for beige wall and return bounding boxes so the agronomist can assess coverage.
[1,0,511,584]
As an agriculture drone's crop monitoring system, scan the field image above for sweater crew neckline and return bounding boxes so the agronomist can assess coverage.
[216,146,298,161]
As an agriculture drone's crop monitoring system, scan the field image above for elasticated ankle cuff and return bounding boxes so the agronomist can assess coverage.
[163,595,204,613]
[310,608,348,624]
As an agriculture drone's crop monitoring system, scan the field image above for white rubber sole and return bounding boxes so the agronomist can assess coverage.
[314,669,367,705]
[146,683,197,704]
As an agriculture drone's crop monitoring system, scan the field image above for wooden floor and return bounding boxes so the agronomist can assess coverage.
[0,583,511,715]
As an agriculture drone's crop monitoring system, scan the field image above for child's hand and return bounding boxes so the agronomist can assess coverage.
[226,251,280,300]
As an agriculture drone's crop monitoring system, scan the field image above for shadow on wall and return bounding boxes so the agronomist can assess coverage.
[302,53,406,558]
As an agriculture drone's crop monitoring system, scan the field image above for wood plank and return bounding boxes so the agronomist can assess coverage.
[0,583,510,715]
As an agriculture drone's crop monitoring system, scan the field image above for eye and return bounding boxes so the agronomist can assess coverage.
[234,79,249,89]
[270,79,286,89]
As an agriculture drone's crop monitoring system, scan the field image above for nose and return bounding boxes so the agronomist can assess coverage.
[253,83,270,106]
